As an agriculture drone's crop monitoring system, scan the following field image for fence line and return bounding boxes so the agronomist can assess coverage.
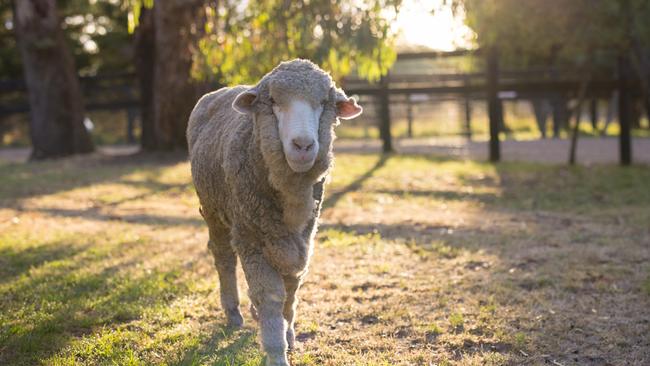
[0,50,640,164]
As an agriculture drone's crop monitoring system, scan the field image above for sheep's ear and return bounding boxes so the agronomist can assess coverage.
[232,88,258,115]
[333,89,363,120]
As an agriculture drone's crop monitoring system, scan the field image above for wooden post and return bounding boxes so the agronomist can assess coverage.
[463,75,472,140]
[378,73,393,153]
[406,95,413,138]
[486,47,502,162]
[569,76,590,165]
[126,107,137,144]
[590,98,598,129]
[618,54,632,165]
[126,84,136,144]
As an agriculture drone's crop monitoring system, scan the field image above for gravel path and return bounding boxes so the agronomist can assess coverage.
[336,137,650,164]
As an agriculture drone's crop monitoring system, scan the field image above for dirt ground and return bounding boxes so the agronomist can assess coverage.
[0,151,649,365]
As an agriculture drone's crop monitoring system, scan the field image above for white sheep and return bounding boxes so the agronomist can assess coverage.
[187,59,362,366]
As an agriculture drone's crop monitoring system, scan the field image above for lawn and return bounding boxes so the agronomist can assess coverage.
[0,152,649,365]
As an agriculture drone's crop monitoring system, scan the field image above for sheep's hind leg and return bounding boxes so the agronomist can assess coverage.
[241,252,289,366]
[282,275,302,351]
[208,225,243,328]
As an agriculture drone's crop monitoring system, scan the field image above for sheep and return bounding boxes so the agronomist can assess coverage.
[187,59,362,366]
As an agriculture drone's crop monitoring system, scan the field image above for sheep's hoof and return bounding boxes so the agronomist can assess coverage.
[250,304,259,321]
[286,327,296,351]
[226,308,244,328]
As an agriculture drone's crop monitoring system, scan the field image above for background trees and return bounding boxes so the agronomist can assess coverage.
[192,0,401,84]
[13,0,94,159]
[4,0,403,155]
[454,0,650,135]
[129,0,402,150]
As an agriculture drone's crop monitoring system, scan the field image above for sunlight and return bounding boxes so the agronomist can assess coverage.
[394,0,475,51]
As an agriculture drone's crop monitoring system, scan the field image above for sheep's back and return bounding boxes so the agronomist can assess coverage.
[187,86,252,226]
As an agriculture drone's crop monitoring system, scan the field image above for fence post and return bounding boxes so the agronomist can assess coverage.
[406,94,413,138]
[463,74,472,140]
[378,73,393,153]
[126,107,137,144]
[590,98,598,129]
[618,54,632,165]
[486,47,502,162]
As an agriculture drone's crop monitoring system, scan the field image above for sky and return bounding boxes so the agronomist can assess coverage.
[393,0,476,51]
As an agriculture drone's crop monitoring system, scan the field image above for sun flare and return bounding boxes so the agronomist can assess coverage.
[394,0,475,51]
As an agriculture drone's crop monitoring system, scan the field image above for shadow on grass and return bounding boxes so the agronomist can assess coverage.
[370,188,499,204]
[0,241,92,287]
[0,151,187,203]
[172,325,262,366]
[0,237,191,365]
[323,154,390,209]
[28,206,204,227]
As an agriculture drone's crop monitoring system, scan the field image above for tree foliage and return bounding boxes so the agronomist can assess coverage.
[458,0,650,71]
[188,0,401,84]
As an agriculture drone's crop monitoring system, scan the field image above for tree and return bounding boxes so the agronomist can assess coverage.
[151,0,209,150]
[13,0,94,159]
[457,0,650,78]
[127,0,209,150]
[133,5,156,150]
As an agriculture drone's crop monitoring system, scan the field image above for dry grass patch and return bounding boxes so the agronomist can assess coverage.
[1,152,649,365]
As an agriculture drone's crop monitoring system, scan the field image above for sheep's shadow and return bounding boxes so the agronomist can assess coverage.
[323,154,390,209]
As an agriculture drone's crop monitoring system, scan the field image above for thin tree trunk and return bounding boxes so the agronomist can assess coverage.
[13,0,94,159]
[134,5,156,150]
[152,0,207,150]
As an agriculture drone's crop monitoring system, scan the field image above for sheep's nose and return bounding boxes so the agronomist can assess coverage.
[292,137,315,152]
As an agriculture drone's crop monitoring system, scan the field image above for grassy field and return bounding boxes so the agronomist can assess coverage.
[1,152,649,365]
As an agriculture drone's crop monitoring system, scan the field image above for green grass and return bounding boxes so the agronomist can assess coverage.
[448,312,464,329]
[1,151,649,365]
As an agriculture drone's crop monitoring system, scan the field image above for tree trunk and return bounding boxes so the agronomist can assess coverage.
[152,0,207,150]
[134,5,156,150]
[13,0,94,160]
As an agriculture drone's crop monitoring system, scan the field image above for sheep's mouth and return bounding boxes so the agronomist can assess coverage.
[286,157,316,173]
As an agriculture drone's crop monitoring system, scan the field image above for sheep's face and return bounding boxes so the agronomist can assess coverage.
[232,59,363,173]
[269,96,323,172]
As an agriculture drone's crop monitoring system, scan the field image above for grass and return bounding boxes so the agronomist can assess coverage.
[1,151,649,365]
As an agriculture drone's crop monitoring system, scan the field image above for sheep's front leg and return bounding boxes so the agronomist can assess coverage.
[283,275,302,351]
[241,252,289,366]
[207,228,243,328]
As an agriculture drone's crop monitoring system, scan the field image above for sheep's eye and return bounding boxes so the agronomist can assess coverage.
[269,97,276,105]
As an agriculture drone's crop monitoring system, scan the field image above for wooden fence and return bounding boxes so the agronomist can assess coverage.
[0,50,641,164]
[342,49,635,165]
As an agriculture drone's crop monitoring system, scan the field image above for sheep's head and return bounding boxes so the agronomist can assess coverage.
[232,59,362,173]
